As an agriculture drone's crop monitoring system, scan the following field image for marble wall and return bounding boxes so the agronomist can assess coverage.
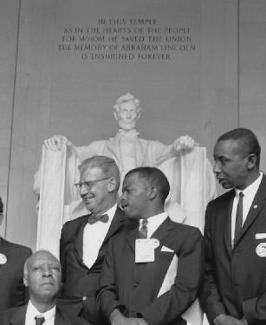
[0,0,265,249]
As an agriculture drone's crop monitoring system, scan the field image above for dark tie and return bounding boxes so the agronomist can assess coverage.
[87,213,109,224]
[234,192,244,245]
[35,316,45,325]
[139,219,148,238]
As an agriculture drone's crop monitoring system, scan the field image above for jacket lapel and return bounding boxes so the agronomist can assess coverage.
[54,307,71,325]
[223,191,235,255]
[125,226,139,254]
[234,175,266,246]
[9,306,27,325]
[93,207,125,267]
[73,216,89,266]
[101,207,124,247]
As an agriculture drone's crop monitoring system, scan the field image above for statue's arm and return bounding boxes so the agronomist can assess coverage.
[152,135,197,166]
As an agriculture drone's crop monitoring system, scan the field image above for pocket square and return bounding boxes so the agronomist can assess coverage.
[255,233,266,240]
[161,245,174,253]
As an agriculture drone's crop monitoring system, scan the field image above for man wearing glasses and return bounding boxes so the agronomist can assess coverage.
[59,155,127,325]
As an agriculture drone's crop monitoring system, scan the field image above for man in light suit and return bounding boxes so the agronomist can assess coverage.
[0,250,89,324]
[59,156,127,324]
[0,196,32,311]
[200,128,266,325]
[97,166,203,325]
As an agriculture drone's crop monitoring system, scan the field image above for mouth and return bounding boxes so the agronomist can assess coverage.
[121,204,127,211]
[216,177,233,189]
[40,281,54,287]
[82,196,94,204]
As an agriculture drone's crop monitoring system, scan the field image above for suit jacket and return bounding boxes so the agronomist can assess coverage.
[200,174,266,325]
[97,217,203,325]
[0,238,32,311]
[0,304,90,325]
[59,207,126,324]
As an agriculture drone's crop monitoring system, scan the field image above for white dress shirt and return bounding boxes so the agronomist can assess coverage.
[83,204,117,268]
[25,300,56,325]
[231,172,263,246]
[139,212,168,239]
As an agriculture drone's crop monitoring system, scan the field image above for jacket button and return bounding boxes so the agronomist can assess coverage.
[133,282,139,287]
[82,296,87,301]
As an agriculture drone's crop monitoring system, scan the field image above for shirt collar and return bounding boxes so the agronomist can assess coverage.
[89,204,117,223]
[139,212,168,238]
[104,204,117,221]
[27,300,56,322]
[235,171,263,197]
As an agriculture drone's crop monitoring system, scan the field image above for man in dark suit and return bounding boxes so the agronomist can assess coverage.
[0,195,32,311]
[97,166,203,325]
[0,250,89,325]
[200,128,266,325]
[59,156,126,324]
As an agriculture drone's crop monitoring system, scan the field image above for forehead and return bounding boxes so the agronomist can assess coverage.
[119,101,137,110]
[214,139,244,157]
[28,252,59,268]
[123,173,147,188]
[80,166,104,180]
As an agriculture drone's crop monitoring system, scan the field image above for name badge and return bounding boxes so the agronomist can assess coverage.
[135,238,160,263]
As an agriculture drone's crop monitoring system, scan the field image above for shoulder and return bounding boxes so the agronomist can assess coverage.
[168,219,202,239]
[61,215,88,242]
[207,189,234,209]
[1,238,32,256]
[62,214,88,230]
[56,306,90,325]
[0,306,26,322]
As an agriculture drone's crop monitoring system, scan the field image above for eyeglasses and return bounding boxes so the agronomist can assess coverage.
[75,176,110,191]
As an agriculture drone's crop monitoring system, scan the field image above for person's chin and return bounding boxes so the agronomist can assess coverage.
[219,180,233,189]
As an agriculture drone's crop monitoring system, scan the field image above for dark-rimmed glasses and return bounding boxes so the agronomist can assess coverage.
[75,176,110,191]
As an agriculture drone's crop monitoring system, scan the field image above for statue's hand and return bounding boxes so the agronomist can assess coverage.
[44,135,70,151]
[173,135,198,153]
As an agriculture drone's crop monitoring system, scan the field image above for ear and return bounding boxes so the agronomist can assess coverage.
[23,274,29,288]
[107,177,117,192]
[113,106,119,121]
[148,186,158,200]
[247,153,257,170]
[136,108,141,121]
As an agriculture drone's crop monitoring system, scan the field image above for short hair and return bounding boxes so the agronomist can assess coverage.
[24,249,61,276]
[217,128,261,167]
[125,166,170,202]
[113,93,141,114]
[79,155,120,191]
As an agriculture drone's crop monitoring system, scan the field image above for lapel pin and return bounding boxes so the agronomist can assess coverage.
[253,204,258,209]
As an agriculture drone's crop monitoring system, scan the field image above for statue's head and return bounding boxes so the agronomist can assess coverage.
[113,93,141,131]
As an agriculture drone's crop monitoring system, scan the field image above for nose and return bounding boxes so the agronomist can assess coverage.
[41,265,52,277]
[80,184,89,196]
[126,110,131,119]
[213,160,221,174]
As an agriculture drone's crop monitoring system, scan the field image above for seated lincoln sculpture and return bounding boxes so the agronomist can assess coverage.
[34,93,215,256]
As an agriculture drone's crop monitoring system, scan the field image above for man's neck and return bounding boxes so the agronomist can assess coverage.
[237,170,261,190]
[141,207,165,220]
[30,298,56,313]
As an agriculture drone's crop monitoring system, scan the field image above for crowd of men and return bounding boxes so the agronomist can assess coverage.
[0,127,265,325]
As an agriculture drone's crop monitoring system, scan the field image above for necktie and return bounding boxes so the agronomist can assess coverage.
[234,192,244,245]
[139,219,148,238]
[87,213,109,224]
[35,316,45,325]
